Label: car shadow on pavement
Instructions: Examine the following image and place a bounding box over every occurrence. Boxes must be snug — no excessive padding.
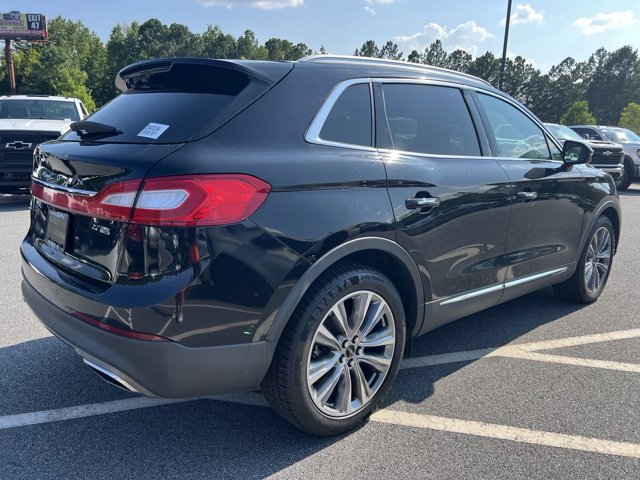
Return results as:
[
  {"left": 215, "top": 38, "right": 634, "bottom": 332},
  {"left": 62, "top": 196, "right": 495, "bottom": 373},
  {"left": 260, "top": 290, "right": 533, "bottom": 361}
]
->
[
  {"left": 0, "top": 194, "right": 30, "bottom": 212},
  {"left": 384, "top": 286, "right": 588, "bottom": 406},
  {"left": 0, "top": 286, "right": 588, "bottom": 479}
]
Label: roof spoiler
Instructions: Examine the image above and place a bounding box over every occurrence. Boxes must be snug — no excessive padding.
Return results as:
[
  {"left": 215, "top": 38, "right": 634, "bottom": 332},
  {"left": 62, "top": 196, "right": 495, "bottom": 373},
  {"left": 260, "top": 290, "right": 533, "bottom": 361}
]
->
[{"left": 115, "top": 58, "right": 291, "bottom": 92}]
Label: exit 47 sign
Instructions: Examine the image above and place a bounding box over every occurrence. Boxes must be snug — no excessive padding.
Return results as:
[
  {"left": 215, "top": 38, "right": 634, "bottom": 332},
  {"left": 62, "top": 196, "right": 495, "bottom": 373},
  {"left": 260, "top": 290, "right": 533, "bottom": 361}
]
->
[{"left": 0, "top": 12, "right": 47, "bottom": 40}]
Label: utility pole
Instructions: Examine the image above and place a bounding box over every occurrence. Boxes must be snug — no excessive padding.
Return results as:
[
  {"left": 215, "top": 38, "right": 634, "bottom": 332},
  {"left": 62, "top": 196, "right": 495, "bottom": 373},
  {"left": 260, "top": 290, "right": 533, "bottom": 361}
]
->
[
  {"left": 4, "top": 39, "right": 16, "bottom": 94},
  {"left": 498, "top": 0, "right": 513, "bottom": 91}
]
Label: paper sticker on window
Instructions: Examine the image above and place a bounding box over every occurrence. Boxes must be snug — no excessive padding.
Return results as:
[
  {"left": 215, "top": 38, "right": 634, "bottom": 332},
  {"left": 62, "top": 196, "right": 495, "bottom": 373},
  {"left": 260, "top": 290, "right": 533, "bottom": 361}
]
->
[{"left": 137, "top": 123, "right": 170, "bottom": 139}]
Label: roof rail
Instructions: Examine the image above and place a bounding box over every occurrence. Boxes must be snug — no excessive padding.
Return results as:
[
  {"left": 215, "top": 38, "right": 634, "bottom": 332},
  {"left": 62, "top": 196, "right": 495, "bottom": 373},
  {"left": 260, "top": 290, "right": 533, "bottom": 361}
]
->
[{"left": 298, "top": 55, "right": 492, "bottom": 87}]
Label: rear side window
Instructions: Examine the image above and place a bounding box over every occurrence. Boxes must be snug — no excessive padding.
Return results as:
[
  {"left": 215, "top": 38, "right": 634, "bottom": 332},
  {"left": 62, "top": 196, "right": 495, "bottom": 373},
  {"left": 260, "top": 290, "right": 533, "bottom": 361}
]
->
[
  {"left": 319, "top": 84, "right": 372, "bottom": 147},
  {"left": 477, "top": 93, "right": 550, "bottom": 160},
  {"left": 63, "top": 64, "right": 254, "bottom": 144},
  {"left": 381, "top": 84, "right": 481, "bottom": 156}
]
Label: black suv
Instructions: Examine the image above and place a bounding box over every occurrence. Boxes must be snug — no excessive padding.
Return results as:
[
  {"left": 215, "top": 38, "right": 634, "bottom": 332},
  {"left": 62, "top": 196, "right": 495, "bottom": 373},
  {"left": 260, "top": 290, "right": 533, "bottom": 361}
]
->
[{"left": 22, "top": 56, "right": 620, "bottom": 435}]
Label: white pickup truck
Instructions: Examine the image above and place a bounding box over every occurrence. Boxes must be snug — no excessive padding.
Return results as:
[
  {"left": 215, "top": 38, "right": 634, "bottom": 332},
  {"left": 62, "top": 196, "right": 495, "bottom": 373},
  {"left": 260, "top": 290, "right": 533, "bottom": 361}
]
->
[{"left": 0, "top": 95, "right": 87, "bottom": 194}]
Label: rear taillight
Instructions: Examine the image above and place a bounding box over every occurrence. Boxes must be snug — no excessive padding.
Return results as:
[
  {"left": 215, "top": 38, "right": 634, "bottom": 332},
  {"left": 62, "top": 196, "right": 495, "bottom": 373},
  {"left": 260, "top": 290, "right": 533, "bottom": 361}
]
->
[
  {"left": 31, "top": 179, "right": 142, "bottom": 222},
  {"left": 32, "top": 174, "right": 271, "bottom": 226},
  {"left": 131, "top": 175, "right": 271, "bottom": 226}
]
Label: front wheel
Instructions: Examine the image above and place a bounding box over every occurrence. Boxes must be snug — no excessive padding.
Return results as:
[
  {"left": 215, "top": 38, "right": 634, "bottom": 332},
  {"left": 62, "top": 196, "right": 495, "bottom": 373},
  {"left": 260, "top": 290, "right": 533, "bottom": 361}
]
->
[
  {"left": 554, "top": 215, "right": 614, "bottom": 303},
  {"left": 261, "top": 264, "right": 405, "bottom": 435},
  {"left": 616, "top": 157, "right": 635, "bottom": 191}
]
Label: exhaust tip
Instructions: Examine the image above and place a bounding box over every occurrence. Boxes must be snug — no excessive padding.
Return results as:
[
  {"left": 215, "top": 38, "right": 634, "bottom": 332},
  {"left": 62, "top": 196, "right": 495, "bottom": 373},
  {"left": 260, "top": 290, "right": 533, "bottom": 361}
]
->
[{"left": 83, "top": 359, "right": 139, "bottom": 393}]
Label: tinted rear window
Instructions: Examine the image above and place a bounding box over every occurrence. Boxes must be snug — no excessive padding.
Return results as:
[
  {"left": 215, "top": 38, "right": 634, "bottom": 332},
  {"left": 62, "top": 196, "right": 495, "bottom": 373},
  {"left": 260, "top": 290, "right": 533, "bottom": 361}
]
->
[
  {"left": 319, "top": 84, "right": 372, "bottom": 147},
  {"left": 63, "top": 64, "right": 252, "bottom": 144}
]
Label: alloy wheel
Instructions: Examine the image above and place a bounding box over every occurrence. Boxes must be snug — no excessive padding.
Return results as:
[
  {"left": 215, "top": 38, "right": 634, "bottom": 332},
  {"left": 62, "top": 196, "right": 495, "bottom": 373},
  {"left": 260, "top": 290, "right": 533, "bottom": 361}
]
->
[
  {"left": 584, "top": 226, "right": 612, "bottom": 295},
  {"left": 306, "top": 290, "right": 396, "bottom": 418}
]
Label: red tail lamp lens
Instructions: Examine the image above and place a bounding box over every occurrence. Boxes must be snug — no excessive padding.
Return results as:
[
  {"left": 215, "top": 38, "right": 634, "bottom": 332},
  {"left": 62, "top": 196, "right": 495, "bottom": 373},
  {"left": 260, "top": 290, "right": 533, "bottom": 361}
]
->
[
  {"left": 131, "top": 175, "right": 271, "bottom": 226},
  {"left": 31, "top": 174, "right": 271, "bottom": 226}
]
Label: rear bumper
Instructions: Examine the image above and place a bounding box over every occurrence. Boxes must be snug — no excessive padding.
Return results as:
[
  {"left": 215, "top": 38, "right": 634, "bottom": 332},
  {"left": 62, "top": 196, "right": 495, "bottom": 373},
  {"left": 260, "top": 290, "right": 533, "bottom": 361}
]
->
[{"left": 22, "top": 276, "right": 273, "bottom": 398}]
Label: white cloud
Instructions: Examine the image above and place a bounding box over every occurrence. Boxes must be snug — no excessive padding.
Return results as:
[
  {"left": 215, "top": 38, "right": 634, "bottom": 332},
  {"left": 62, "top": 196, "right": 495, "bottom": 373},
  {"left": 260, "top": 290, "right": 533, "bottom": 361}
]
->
[
  {"left": 573, "top": 10, "right": 639, "bottom": 35},
  {"left": 501, "top": 4, "right": 544, "bottom": 26},
  {"left": 362, "top": 0, "right": 396, "bottom": 15},
  {"left": 198, "top": 0, "right": 303, "bottom": 9},
  {"left": 393, "top": 20, "right": 493, "bottom": 55}
]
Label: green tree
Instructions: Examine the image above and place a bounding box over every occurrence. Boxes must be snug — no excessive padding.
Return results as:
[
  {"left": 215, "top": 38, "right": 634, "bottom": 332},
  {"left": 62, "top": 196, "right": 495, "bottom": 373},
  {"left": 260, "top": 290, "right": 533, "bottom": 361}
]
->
[
  {"left": 423, "top": 40, "right": 447, "bottom": 67},
  {"left": 561, "top": 100, "right": 596, "bottom": 125},
  {"left": 587, "top": 46, "right": 640, "bottom": 125},
  {"left": 10, "top": 17, "right": 104, "bottom": 109},
  {"left": 445, "top": 49, "right": 473, "bottom": 73},
  {"left": 354, "top": 40, "right": 380, "bottom": 58},
  {"left": 467, "top": 51, "right": 500, "bottom": 85},
  {"left": 619, "top": 102, "right": 640, "bottom": 133},
  {"left": 407, "top": 49, "right": 421, "bottom": 63},
  {"left": 380, "top": 41, "right": 402, "bottom": 60}
]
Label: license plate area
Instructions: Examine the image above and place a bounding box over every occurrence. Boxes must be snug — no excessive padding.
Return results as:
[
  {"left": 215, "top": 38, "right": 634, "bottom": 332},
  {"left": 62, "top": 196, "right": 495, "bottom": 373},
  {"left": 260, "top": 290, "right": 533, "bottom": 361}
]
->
[{"left": 45, "top": 208, "right": 70, "bottom": 251}]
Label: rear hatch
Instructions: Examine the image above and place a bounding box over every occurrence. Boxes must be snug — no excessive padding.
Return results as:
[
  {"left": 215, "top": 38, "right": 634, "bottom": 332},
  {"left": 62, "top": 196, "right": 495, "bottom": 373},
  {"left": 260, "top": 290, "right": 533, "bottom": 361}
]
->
[{"left": 28, "top": 58, "right": 292, "bottom": 287}]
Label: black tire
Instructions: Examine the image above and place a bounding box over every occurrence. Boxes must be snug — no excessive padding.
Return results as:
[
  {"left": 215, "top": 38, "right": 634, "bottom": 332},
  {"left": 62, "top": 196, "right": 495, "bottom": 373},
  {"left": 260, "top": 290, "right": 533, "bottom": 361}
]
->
[
  {"left": 261, "top": 263, "right": 405, "bottom": 436},
  {"left": 616, "top": 157, "right": 634, "bottom": 191},
  {"left": 554, "top": 215, "right": 615, "bottom": 303}
]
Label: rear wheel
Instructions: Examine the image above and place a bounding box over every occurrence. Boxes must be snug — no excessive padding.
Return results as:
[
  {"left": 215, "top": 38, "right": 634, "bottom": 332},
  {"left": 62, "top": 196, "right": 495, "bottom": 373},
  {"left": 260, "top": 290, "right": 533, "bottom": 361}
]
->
[
  {"left": 554, "top": 215, "right": 614, "bottom": 303},
  {"left": 262, "top": 264, "right": 405, "bottom": 435}
]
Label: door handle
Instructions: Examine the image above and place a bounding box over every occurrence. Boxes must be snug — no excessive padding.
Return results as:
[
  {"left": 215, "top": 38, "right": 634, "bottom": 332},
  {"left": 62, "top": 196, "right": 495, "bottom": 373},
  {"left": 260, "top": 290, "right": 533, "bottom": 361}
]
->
[
  {"left": 517, "top": 191, "right": 537, "bottom": 201},
  {"left": 405, "top": 197, "right": 441, "bottom": 209}
]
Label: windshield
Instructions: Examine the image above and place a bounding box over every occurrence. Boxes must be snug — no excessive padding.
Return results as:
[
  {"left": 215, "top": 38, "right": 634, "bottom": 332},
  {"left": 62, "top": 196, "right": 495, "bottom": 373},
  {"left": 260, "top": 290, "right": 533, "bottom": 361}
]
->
[
  {"left": 601, "top": 127, "right": 640, "bottom": 143},
  {"left": 0, "top": 99, "right": 80, "bottom": 121},
  {"left": 545, "top": 124, "right": 582, "bottom": 141}
]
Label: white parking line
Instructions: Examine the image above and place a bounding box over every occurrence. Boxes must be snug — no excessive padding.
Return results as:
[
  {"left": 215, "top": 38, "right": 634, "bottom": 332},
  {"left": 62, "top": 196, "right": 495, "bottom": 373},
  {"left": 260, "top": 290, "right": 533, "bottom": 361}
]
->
[
  {"left": 0, "top": 393, "right": 268, "bottom": 430},
  {"left": 402, "top": 328, "right": 640, "bottom": 373},
  {"left": 3, "top": 392, "right": 640, "bottom": 459},
  {"left": 371, "top": 410, "right": 640, "bottom": 459},
  {"left": 3, "top": 328, "right": 640, "bottom": 459}
]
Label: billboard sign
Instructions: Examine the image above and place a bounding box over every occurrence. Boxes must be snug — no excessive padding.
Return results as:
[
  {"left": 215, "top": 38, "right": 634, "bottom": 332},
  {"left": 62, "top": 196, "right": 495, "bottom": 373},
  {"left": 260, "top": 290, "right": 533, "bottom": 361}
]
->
[{"left": 0, "top": 12, "right": 47, "bottom": 40}]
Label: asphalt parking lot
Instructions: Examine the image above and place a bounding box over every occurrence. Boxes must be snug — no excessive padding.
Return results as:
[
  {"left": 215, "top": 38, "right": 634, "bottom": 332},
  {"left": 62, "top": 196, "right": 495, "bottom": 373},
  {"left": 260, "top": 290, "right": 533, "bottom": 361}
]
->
[{"left": 2, "top": 185, "right": 640, "bottom": 479}]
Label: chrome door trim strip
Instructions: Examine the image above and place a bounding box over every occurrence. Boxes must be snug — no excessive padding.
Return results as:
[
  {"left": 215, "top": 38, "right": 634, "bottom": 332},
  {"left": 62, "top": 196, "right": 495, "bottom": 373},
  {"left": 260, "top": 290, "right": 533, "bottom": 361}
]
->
[
  {"left": 438, "top": 266, "right": 569, "bottom": 306},
  {"left": 440, "top": 284, "right": 503, "bottom": 306},
  {"left": 504, "top": 267, "right": 568, "bottom": 289}
]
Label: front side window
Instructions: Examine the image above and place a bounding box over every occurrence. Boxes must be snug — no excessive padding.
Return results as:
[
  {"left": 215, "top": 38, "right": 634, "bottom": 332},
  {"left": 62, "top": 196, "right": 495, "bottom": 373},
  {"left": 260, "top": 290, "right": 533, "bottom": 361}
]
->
[
  {"left": 381, "top": 84, "right": 481, "bottom": 157},
  {"left": 477, "top": 93, "right": 550, "bottom": 160},
  {"left": 318, "top": 83, "right": 372, "bottom": 147}
]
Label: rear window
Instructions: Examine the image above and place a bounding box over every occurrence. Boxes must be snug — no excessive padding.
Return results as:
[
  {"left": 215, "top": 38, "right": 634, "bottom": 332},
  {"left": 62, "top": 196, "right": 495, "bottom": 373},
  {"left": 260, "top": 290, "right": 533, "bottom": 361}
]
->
[{"left": 63, "top": 64, "right": 253, "bottom": 144}]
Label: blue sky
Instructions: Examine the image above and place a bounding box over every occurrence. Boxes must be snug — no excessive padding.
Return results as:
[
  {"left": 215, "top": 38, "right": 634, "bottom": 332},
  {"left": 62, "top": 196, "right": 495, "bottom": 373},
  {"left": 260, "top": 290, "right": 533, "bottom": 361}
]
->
[{"left": 5, "top": 1, "right": 640, "bottom": 71}]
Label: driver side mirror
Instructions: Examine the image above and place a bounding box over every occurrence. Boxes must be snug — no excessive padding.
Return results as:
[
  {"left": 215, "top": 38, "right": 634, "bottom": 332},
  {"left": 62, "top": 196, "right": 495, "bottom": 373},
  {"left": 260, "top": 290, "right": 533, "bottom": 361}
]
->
[{"left": 562, "top": 140, "right": 593, "bottom": 165}]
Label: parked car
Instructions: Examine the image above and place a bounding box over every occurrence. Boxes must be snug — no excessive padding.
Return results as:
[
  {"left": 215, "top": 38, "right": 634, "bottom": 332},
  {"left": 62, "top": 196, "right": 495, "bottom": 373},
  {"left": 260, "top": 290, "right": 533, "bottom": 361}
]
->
[
  {"left": 544, "top": 123, "right": 624, "bottom": 186},
  {"left": 570, "top": 125, "right": 640, "bottom": 190},
  {"left": 0, "top": 95, "right": 87, "bottom": 194},
  {"left": 22, "top": 56, "right": 620, "bottom": 435}
]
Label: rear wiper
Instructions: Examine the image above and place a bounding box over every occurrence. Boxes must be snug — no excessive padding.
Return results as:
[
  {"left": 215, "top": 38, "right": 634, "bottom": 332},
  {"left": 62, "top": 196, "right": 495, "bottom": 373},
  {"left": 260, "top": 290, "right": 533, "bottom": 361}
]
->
[{"left": 70, "top": 120, "right": 123, "bottom": 138}]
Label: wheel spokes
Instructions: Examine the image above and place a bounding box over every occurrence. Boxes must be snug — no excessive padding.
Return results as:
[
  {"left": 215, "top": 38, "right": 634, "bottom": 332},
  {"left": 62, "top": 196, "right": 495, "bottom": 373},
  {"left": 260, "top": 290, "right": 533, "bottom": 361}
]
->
[
  {"left": 358, "top": 353, "right": 391, "bottom": 372},
  {"left": 352, "top": 362, "right": 372, "bottom": 405},
  {"left": 307, "top": 289, "right": 396, "bottom": 418},
  {"left": 308, "top": 352, "right": 341, "bottom": 385},
  {"left": 359, "top": 327, "right": 395, "bottom": 348}
]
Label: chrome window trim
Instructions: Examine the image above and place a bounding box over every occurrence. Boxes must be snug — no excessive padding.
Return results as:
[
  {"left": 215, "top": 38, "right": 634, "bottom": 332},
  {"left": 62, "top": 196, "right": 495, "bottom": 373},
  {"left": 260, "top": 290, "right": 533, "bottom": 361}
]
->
[
  {"left": 31, "top": 176, "right": 98, "bottom": 197},
  {"left": 438, "top": 266, "right": 569, "bottom": 306},
  {"left": 304, "top": 78, "right": 376, "bottom": 152}
]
